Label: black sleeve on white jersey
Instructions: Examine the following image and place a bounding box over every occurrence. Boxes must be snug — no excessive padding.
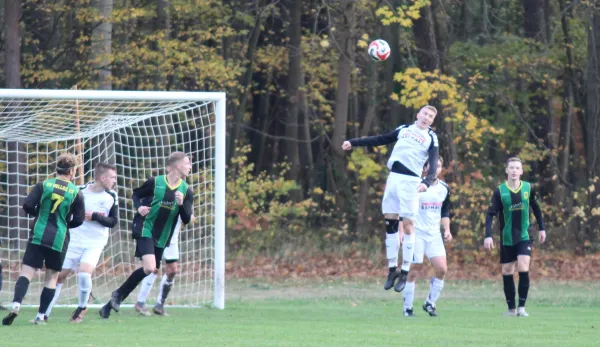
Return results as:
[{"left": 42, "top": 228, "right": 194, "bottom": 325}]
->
[
  {"left": 348, "top": 129, "right": 400, "bottom": 147},
  {"left": 529, "top": 186, "right": 545, "bottom": 231},
  {"left": 485, "top": 188, "right": 502, "bottom": 238},
  {"left": 178, "top": 187, "right": 194, "bottom": 225},
  {"left": 421, "top": 131, "right": 439, "bottom": 187},
  {"left": 441, "top": 186, "right": 451, "bottom": 218},
  {"left": 68, "top": 191, "right": 86, "bottom": 229},
  {"left": 132, "top": 177, "right": 156, "bottom": 209},
  {"left": 92, "top": 192, "right": 119, "bottom": 228},
  {"left": 23, "top": 182, "right": 44, "bottom": 216}
]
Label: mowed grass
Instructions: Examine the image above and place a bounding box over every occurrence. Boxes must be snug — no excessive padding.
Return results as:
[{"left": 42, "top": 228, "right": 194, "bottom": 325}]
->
[{"left": 1, "top": 280, "right": 598, "bottom": 346}]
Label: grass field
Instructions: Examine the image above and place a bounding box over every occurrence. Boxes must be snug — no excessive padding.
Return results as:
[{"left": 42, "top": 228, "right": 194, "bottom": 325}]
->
[{"left": 1, "top": 279, "right": 598, "bottom": 346}]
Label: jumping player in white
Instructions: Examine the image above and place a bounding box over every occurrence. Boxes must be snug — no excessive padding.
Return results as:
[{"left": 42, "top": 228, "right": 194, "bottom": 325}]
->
[
  {"left": 342, "top": 105, "right": 439, "bottom": 293},
  {"left": 402, "top": 157, "right": 451, "bottom": 317}
]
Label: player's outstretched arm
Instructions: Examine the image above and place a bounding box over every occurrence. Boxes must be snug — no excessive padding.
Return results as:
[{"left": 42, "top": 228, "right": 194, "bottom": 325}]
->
[
  {"left": 22, "top": 182, "right": 43, "bottom": 216},
  {"left": 92, "top": 194, "right": 119, "bottom": 228},
  {"left": 342, "top": 129, "right": 401, "bottom": 151},
  {"left": 529, "top": 186, "right": 546, "bottom": 243},
  {"left": 68, "top": 191, "right": 86, "bottom": 229},
  {"left": 179, "top": 187, "right": 194, "bottom": 225}
]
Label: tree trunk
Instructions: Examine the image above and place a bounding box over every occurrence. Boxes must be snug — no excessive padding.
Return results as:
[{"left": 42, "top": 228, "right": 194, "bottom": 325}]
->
[
  {"left": 284, "top": 0, "right": 303, "bottom": 200},
  {"left": 586, "top": 12, "right": 600, "bottom": 179},
  {"left": 92, "top": 0, "right": 113, "bottom": 90},
  {"left": 4, "top": 0, "right": 22, "bottom": 88},
  {"left": 153, "top": 0, "right": 170, "bottom": 90},
  {"left": 330, "top": 0, "right": 355, "bottom": 212},
  {"left": 227, "top": 5, "right": 264, "bottom": 166}
]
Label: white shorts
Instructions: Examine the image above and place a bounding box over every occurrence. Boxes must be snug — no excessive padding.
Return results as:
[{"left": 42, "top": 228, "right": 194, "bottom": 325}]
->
[
  {"left": 62, "top": 246, "right": 104, "bottom": 269},
  {"left": 382, "top": 173, "right": 421, "bottom": 219},
  {"left": 162, "top": 241, "right": 179, "bottom": 262},
  {"left": 412, "top": 231, "right": 446, "bottom": 264}
]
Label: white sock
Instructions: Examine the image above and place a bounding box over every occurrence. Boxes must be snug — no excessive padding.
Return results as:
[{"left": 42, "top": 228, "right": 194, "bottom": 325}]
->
[
  {"left": 77, "top": 272, "right": 92, "bottom": 308},
  {"left": 45, "top": 283, "right": 63, "bottom": 316},
  {"left": 385, "top": 232, "right": 400, "bottom": 268},
  {"left": 156, "top": 274, "right": 174, "bottom": 305},
  {"left": 12, "top": 302, "right": 20, "bottom": 313},
  {"left": 36, "top": 312, "right": 45, "bottom": 320},
  {"left": 427, "top": 277, "right": 444, "bottom": 305},
  {"left": 403, "top": 282, "right": 416, "bottom": 310},
  {"left": 401, "top": 233, "right": 415, "bottom": 272},
  {"left": 137, "top": 272, "right": 157, "bottom": 304}
]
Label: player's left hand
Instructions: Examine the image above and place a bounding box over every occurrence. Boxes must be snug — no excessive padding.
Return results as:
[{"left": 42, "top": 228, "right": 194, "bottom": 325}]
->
[
  {"left": 538, "top": 230, "right": 546, "bottom": 243},
  {"left": 417, "top": 183, "right": 428, "bottom": 192},
  {"left": 443, "top": 230, "right": 452, "bottom": 242},
  {"left": 85, "top": 211, "right": 94, "bottom": 221},
  {"left": 175, "top": 191, "right": 184, "bottom": 206}
]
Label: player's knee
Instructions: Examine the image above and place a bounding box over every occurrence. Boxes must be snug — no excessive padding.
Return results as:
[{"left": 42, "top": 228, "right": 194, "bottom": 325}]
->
[
  {"left": 57, "top": 272, "right": 68, "bottom": 284},
  {"left": 435, "top": 265, "right": 447, "bottom": 279},
  {"left": 143, "top": 265, "right": 156, "bottom": 275}
]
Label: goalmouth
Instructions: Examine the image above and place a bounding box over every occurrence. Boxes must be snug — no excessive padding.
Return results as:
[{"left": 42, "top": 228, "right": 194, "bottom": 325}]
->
[{"left": 0, "top": 89, "right": 226, "bottom": 309}]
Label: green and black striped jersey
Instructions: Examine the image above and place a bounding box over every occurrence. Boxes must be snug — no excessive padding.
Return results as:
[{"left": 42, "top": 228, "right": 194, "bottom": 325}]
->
[
  {"left": 23, "top": 177, "right": 86, "bottom": 252},
  {"left": 132, "top": 175, "right": 193, "bottom": 248},
  {"left": 485, "top": 181, "right": 545, "bottom": 246}
]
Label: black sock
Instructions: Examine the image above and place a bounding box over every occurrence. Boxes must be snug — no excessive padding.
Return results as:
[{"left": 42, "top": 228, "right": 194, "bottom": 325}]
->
[
  {"left": 12, "top": 276, "right": 30, "bottom": 304},
  {"left": 518, "top": 272, "right": 530, "bottom": 308},
  {"left": 0, "top": 262, "right": 3, "bottom": 292},
  {"left": 502, "top": 274, "right": 516, "bottom": 310},
  {"left": 38, "top": 287, "right": 55, "bottom": 314},
  {"left": 117, "top": 268, "right": 148, "bottom": 300},
  {"left": 389, "top": 266, "right": 397, "bottom": 273}
]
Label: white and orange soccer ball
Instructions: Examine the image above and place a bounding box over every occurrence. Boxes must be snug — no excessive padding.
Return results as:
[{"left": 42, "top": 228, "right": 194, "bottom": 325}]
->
[{"left": 368, "top": 39, "right": 391, "bottom": 62}]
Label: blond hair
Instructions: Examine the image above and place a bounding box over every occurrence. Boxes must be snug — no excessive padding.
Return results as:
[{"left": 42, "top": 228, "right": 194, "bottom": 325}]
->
[
  {"left": 166, "top": 151, "right": 189, "bottom": 167},
  {"left": 422, "top": 105, "right": 438, "bottom": 115}
]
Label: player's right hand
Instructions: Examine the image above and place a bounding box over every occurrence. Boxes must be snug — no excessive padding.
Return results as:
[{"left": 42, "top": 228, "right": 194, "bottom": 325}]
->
[
  {"left": 483, "top": 237, "right": 494, "bottom": 250},
  {"left": 341, "top": 141, "right": 352, "bottom": 151},
  {"left": 138, "top": 206, "right": 150, "bottom": 216}
]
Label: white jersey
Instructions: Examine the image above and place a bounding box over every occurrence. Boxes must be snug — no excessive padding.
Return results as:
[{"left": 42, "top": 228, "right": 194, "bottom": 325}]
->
[
  {"left": 69, "top": 182, "right": 118, "bottom": 248},
  {"left": 414, "top": 180, "right": 450, "bottom": 235},
  {"left": 386, "top": 122, "right": 438, "bottom": 177}
]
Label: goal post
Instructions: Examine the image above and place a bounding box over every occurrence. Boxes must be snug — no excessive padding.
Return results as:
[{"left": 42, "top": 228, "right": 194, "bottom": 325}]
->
[{"left": 0, "top": 89, "right": 226, "bottom": 309}]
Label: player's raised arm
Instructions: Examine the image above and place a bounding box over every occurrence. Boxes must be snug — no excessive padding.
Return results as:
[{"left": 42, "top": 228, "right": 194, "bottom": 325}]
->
[
  {"left": 92, "top": 191, "right": 119, "bottom": 228},
  {"left": 22, "top": 182, "right": 44, "bottom": 216},
  {"left": 342, "top": 128, "right": 401, "bottom": 151}
]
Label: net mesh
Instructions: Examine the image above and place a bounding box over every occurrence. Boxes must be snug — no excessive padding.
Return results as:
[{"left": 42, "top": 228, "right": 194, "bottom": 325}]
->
[{"left": 0, "top": 97, "right": 217, "bottom": 306}]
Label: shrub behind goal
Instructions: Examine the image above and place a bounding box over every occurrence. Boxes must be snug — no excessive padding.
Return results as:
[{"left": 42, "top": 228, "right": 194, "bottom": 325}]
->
[{"left": 0, "top": 89, "right": 225, "bottom": 308}]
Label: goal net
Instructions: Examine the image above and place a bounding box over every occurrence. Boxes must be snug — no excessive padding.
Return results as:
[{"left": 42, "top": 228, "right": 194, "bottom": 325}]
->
[{"left": 0, "top": 89, "right": 225, "bottom": 309}]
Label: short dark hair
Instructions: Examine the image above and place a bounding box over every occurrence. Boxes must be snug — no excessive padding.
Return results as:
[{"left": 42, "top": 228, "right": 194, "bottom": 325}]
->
[
  {"left": 56, "top": 153, "right": 78, "bottom": 175},
  {"left": 94, "top": 162, "right": 116, "bottom": 178},
  {"left": 166, "top": 151, "right": 189, "bottom": 167},
  {"left": 507, "top": 157, "right": 522, "bottom": 166},
  {"left": 424, "top": 156, "right": 444, "bottom": 169}
]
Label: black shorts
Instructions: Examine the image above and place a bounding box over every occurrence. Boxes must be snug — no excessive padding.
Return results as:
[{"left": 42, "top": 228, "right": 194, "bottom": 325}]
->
[
  {"left": 500, "top": 240, "right": 532, "bottom": 264},
  {"left": 22, "top": 243, "right": 65, "bottom": 272},
  {"left": 134, "top": 237, "right": 165, "bottom": 269}
]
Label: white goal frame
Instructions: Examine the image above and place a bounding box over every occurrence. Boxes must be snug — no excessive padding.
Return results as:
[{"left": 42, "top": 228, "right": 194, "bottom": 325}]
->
[{"left": 0, "top": 89, "right": 226, "bottom": 309}]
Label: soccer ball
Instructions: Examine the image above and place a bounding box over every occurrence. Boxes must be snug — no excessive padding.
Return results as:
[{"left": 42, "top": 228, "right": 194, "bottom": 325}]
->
[{"left": 368, "top": 39, "right": 391, "bottom": 62}]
